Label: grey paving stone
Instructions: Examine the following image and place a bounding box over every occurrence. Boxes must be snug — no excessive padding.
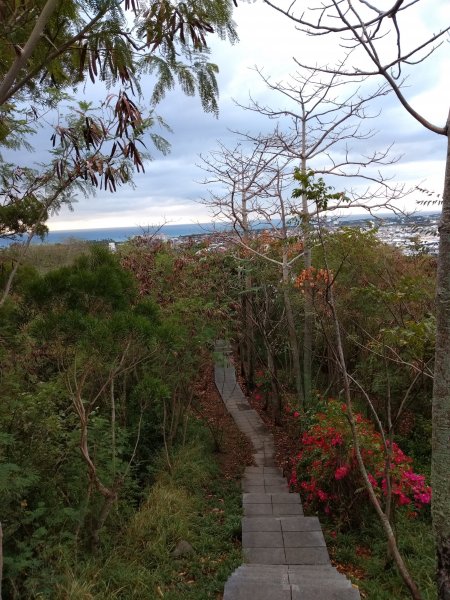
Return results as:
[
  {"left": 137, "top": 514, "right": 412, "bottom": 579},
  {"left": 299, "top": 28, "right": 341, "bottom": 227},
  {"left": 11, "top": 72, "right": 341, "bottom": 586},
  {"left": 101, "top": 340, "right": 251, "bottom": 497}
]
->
[
  {"left": 224, "top": 581, "right": 291, "bottom": 600},
  {"left": 272, "top": 504, "right": 303, "bottom": 516},
  {"left": 237, "top": 403, "right": 252, "bottom": 411},
  {"left": 288, "top": 577, "right": 351, "bottom": 588},
  {"left": 242, "top": 517, "right": 282, "bottom": 532},
  {"left": 260, "top": 458, "right": 277, "bottom": 467},
  {"left": 245, "top": 466, "right": 279, "bottom": 474},
  {"left": 247, "top": 481, "right": 283, "bottom": 489},
  {"left": 244, "top": 503, "right": 274, "bottom": 516},
  {"left": 262, "top": 476, "right": 288, "bottom": 485},
  {"left": 285, "top": 547, "right": 330, "bottom": 564},
  {"left": 286, "top": 565, "right": 348, "bottom": 581},
  {"left": 283, "top": 530, "right": 326, "bottom": 547},
  {"left": 243, "top": 493, "right": 272, "bottom": 504},
  {"left": 229, "top": 573, "right": 289, "bottom": 584},
  {"left": 244, "top": 547, "right": 287, "bottom": 564},
  {"left": 280, "top": 517, "right": 321, "bottom": 532},
  {"left": 265, "top": 484, "right": 290, "bottom": 493},
  {"left": 243, "top": 531, "right": 284, "bottom": 548},
  {"left": 270, "top": 493, "right": 301, "bottom": 504},
  {"left": 291, "top": 587, "right": 360, "bottom": 599},
  {"left": 242, "top": 476, "right": 267, "bottom": 483},
  {"left": 215, "top": 343, "right": 360, "bottom": 600},
  {"left": 233, "top": 565, "right": 289, "bottom": 577},
  {"left": 242, "top": 484, "right": 266, "bottom": 493}
]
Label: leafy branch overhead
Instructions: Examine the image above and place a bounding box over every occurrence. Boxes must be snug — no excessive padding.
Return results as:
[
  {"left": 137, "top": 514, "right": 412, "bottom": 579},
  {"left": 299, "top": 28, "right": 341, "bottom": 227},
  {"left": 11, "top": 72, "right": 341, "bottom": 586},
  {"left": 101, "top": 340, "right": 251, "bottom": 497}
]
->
[
  {"left": 0, "top": 0, "right": 237, "bottom": 111},
  {"left": 0, "top": 0, "right": 237, "bottom": 305}
]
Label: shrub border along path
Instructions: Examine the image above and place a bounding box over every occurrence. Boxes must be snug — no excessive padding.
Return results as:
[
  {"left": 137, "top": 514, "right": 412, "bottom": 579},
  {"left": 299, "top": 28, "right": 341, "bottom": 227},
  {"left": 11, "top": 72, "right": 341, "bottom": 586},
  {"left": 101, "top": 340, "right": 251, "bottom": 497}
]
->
[{"left": 214, "top": 340, "right": 361, "bottom": 600}]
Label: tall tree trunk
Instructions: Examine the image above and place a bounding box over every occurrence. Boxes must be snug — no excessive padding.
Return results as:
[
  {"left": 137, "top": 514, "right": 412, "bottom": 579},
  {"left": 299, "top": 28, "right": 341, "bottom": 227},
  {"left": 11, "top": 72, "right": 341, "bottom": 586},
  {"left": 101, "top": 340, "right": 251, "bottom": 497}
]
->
[
  {"left": 282, "top": 256, "right": 304, "bottom": 407},
  {"left": 266, "top": 339, "right": 282, "bottom": 423},
  {"left": 302, "top": 220, "right": 313, "bottom": 406},
  {"left": 244, "top": 271, "right": 255, "bottom": 388},
  {"left": 241, "top": 189, "right": 255, "bottom": 388},
  {"left": 432, "top": 111, "right": 450, "bottom": 600},
  {"left": 0, "top": 521, "right": 3, "bottom": 600},
  {"left": 300, "top": 131, "right": 314, "bottom": 407}
]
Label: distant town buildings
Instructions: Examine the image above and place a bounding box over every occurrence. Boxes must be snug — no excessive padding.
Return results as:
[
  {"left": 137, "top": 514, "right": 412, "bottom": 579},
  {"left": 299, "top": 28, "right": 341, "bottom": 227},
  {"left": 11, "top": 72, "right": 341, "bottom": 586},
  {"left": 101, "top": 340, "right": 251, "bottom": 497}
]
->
[{"left": 332, "top": 212, "right": 440, "bottom": 256}]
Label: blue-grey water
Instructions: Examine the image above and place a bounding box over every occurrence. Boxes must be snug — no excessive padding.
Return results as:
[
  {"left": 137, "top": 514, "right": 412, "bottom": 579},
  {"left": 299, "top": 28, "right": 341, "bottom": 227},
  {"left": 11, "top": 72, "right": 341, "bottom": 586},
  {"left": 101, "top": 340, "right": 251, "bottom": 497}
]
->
[{"left": 0, "top": 223, "right": 226, "bottom": 247}]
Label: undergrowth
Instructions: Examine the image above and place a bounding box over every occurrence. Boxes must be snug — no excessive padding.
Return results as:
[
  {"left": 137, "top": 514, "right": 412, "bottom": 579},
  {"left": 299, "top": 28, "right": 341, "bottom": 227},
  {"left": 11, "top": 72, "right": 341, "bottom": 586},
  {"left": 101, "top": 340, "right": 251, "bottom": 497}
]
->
[
  {"left": 323, "top": 511, "right": 436, "bottom": 599},
  {"left": 51, "top": 422, "right": 243, "bottom": 599}
]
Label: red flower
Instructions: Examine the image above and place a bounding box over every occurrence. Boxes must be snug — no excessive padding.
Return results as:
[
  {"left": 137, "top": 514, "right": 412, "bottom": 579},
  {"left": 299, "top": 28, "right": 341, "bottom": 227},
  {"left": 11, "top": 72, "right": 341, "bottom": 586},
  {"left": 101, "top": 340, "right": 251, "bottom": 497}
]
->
[{"left": 334, "top": 465, "right": 350, "bottom": 480}]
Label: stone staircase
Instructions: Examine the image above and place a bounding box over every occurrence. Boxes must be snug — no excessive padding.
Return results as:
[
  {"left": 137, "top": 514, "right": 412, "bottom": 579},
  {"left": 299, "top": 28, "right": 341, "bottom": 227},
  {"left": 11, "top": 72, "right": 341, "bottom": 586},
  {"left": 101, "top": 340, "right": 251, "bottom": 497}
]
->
[{"left": 214, "top": 341, "right": 360, "bottom": 600}]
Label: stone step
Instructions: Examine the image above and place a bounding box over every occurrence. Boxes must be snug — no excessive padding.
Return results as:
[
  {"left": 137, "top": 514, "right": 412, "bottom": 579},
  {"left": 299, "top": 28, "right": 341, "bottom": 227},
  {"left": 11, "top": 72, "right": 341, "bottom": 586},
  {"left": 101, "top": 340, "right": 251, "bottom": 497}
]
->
[
  {"left": 245, "top": 466, "right": 283, "bottom": 475},
  {"left": 243, "top": 492, "right": 301, "bottom": 504},
  {"left": 231, "top": 564, "right": 351, "bottom": 585},
  {"left": 244, "top": 546, "right": 330, "bottom": 564},
  {"left": 244, "top": 502, "right": 304, "bottom": 516},
  {"left": 228, "top": 577, "right": 352, "bottom": 591},
  {"left": 243, "top": 529, "right": 326, "bottom": 548},
  {"left": 242, "top": 516, "right": 321, "bottom": 532},
  {"left": 215, "top": 341, "right": 360, "bottom": 600},
  {"left": 243, "top": 473, "right": 286, "bottom": 481},
  {"left": 242, "top": 483, "right": 290, "bottom": 493},
  {"left": 224, "top": 566, "right": 360, "bottom": 600},
  {"left": 223, "top": 580, "right": 291, "bottom": 600},
  {"left": 224, "top": 580, "right": 361, "bottom": 600}
]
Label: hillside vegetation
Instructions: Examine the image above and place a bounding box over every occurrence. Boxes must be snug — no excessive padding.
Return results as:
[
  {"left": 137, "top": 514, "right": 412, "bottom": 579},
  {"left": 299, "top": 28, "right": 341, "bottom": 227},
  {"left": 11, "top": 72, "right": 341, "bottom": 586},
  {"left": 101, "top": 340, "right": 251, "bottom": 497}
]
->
[{"left": 0, "top": 230, "right": 436, "bottom": 598}]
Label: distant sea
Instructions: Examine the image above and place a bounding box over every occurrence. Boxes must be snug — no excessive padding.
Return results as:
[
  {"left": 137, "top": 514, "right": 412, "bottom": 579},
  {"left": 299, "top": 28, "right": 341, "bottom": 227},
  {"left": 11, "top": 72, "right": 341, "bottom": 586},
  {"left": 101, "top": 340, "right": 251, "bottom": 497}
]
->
[
  {"left": 1, "top": 211, "right": 440, "bottom": 248},
  {"left": 0, "top": 223, "right": 225, "bottom": 247}
]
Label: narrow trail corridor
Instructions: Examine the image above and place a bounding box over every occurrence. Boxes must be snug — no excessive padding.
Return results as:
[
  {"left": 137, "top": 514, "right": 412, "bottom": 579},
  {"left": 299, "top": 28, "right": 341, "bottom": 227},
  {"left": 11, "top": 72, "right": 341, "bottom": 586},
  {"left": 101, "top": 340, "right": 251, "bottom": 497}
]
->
[{"left": 214, "top": 340, "right": 361, "bottom": 600}]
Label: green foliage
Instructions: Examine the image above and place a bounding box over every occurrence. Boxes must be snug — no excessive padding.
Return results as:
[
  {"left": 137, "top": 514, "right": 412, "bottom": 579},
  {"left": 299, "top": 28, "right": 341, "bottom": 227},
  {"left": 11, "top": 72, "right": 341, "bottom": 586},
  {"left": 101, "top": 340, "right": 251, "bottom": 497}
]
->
[
  {"left": 324, "top": 512, "right": 437, "bottom": 599},
  {"left": 0, "top": 0, "right": 237, "bottom": 121},
  {"left": 292, "top": 168, "right": 346, "bottom": 211},
  {"left": 0, "top": 238, "right": 239, "bottom": 597}
]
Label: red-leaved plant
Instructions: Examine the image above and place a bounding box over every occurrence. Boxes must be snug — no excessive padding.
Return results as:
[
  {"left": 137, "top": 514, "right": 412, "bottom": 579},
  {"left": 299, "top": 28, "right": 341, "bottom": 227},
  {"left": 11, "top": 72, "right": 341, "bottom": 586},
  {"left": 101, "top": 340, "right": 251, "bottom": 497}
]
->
[{"left": 288, "top": 400, "right": 431, "bottom": 522}]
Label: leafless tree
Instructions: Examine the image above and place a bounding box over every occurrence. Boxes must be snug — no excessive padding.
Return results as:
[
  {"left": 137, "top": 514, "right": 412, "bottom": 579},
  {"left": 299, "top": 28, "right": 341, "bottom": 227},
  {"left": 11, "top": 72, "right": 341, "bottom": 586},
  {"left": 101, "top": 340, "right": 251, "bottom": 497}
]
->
[
  {"left": 259, "top": 1, "right": 450, "bottom": 596},
  {"left": 198, "top": 138, "right": 286, "bottom": 387},
  {"left": 236, "top": 65, "right": 408, "bottom": 405},
  {"left": 199, "top": 140, "right": 312, "bottom": 403}
]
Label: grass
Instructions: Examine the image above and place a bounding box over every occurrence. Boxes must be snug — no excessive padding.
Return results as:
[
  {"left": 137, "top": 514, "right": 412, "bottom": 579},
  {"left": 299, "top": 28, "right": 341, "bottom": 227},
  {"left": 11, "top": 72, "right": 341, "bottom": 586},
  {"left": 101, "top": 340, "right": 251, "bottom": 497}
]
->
[
  {"left": 1, "top": 240, "right": 98, "bottom": 274},
  {"left": 53, "top": 423, "right": 243, "bottom": 599},
  {"left": 323, "top": 511, "right": 437, "bottom": 599}
]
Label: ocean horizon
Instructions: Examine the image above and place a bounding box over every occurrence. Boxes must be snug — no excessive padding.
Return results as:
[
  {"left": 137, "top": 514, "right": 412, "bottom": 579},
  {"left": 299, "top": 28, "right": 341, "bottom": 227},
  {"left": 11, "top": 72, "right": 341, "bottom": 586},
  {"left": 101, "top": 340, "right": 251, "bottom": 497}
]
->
[
  {"left": 0, "top": 223, "right": 226, "bottom": 247},
  {"left": 1, "top": 211, "right": 439, "bottom": 248}
]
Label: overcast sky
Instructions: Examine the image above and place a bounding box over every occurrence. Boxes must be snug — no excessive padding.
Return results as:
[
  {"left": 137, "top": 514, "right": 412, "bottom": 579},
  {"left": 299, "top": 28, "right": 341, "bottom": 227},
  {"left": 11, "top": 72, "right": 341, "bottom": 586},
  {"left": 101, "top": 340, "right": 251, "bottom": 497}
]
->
[{"left": 40, "top": 1, "right": 450, "bottom": 230}]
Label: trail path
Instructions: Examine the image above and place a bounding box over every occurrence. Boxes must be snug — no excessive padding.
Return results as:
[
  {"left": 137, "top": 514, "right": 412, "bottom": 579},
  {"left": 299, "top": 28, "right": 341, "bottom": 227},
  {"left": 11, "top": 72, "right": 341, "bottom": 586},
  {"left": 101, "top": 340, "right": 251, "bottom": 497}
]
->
[{"left": 214, "top": 340, "right": 360, "bottom": 600}]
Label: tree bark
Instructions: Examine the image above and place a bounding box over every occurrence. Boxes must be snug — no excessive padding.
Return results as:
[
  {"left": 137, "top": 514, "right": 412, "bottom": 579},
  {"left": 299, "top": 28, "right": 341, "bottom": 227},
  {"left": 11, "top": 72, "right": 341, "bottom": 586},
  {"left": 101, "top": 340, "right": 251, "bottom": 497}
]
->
[
  {"left": 432, "top": 110, "right": 450, "bottom": 600},
  {"left": 241, "top": 189, "right": 255, "bottom": 387},
  {"left": 0, "top": 521, "right": 3, "bottom": 600},
  {"left": 282, "top": 256, "right": 304, "bottom": 407},
  {"left": 0, "top": 0, "right": 60, "bottom": 105}
]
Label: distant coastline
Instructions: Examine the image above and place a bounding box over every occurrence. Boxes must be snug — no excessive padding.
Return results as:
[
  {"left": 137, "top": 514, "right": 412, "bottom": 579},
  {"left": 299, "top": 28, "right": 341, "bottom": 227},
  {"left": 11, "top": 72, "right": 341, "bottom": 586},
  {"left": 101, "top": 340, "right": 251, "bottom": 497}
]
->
[
  {"left": 0, "top": 211, "right": 441, "bottom": 248},
  {"left": 0, "top": 223, "right": 224, "bottom": 247}
]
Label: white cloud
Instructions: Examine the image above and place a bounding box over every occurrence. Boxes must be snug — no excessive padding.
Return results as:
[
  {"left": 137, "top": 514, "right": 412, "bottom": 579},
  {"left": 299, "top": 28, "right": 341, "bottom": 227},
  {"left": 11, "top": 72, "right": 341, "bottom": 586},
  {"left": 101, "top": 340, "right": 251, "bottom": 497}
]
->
[{"left": 39, "top": 0, "right": 450, "bottom": 230}]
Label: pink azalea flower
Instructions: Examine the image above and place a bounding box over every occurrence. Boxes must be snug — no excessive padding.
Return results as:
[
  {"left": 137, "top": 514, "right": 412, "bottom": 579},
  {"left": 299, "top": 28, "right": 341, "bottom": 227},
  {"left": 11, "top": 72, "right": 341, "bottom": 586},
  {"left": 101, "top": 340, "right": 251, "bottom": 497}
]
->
[{"left": 334, "top": 465, "right": 350, "bottom": 480}]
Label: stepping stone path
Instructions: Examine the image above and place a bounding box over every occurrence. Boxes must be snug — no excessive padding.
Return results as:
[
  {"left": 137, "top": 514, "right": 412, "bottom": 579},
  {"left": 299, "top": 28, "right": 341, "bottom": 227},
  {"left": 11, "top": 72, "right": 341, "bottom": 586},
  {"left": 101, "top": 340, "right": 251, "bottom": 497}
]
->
[{"left": 214, "top": 340, "right": 360, "bottom": 600}]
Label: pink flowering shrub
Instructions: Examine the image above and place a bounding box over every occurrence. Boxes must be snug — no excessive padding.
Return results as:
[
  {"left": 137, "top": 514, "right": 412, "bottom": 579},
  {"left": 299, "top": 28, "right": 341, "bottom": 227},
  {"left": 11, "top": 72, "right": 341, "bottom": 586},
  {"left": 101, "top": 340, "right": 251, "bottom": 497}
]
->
[{"left": 288, "top": 400, "right": 431, "bottom": 521}]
